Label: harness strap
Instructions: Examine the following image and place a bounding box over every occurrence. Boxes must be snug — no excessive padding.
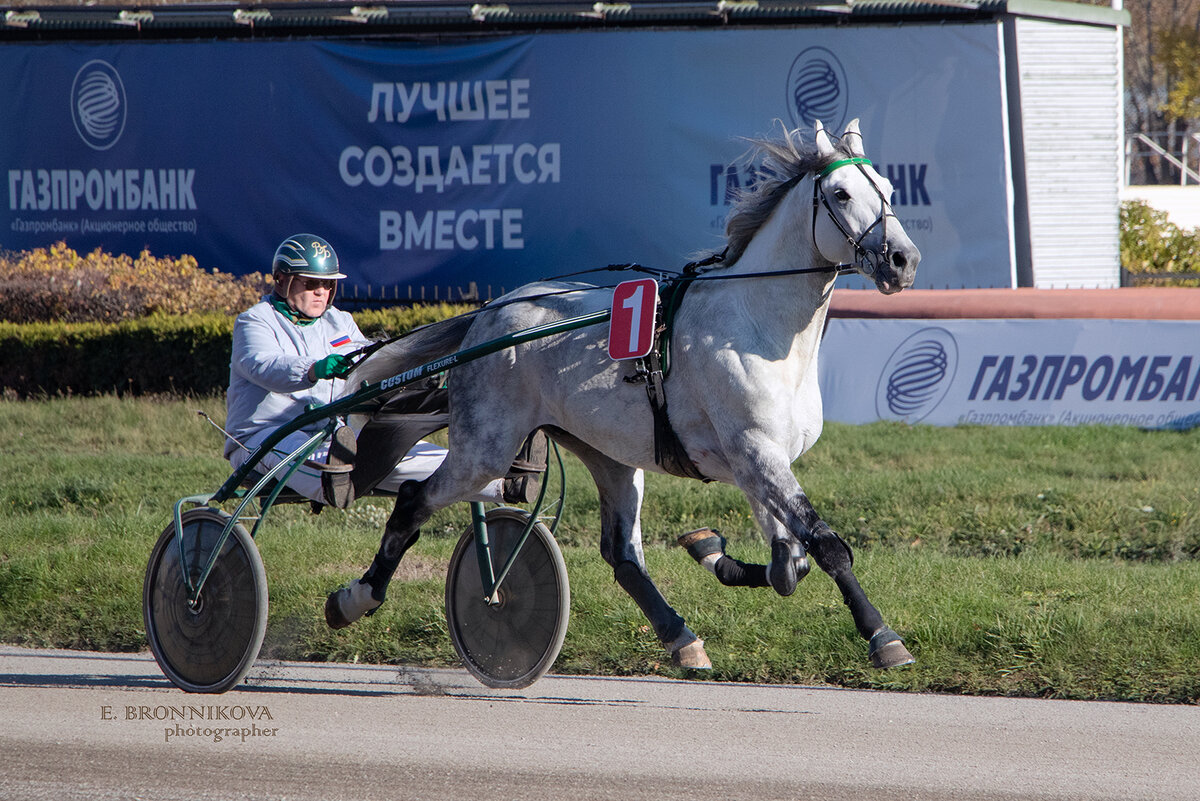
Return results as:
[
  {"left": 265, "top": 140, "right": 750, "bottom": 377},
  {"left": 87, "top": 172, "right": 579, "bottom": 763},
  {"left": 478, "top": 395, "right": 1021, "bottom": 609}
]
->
[
  {"left": 629, "top": 273, "right": 710, "bottom": 483},
  {"left": 641, "top": 344, "right": 710, "bottom": 483},
  {"left": 656, "top": 270, "right": 698, "bottom": 378}
]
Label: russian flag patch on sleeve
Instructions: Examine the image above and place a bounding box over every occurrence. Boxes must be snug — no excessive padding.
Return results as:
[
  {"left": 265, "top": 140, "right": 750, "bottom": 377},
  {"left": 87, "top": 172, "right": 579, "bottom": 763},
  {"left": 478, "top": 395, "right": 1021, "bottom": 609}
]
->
[{"left": 330, "top": 334, "right": 352, "bottom": 348}]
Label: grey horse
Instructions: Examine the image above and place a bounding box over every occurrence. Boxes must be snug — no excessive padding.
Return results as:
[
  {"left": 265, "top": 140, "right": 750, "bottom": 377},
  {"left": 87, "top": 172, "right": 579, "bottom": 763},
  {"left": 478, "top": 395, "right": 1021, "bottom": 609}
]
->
[{"left": 328, "top": 119, "right": 920, "bottom": 671}]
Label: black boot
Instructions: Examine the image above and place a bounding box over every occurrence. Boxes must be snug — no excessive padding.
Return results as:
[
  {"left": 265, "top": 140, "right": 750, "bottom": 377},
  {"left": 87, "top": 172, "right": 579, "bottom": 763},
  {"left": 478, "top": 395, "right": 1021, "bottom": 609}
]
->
[{"left": 321, "top": 425, "right": 357, "bottom": 509}]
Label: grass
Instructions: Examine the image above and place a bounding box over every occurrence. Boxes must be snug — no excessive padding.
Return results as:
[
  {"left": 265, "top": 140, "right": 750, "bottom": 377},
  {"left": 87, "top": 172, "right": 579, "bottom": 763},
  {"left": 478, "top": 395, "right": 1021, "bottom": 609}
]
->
[{"left": 0, "top": 395, "right": 1197, "bottom": 703}]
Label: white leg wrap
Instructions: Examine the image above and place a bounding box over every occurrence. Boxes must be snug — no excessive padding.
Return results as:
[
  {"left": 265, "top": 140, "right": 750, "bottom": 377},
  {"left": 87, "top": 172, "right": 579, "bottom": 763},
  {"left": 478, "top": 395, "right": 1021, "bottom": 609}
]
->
[{"left": 341, "top": 579, "right": 382, "bottom": 621}]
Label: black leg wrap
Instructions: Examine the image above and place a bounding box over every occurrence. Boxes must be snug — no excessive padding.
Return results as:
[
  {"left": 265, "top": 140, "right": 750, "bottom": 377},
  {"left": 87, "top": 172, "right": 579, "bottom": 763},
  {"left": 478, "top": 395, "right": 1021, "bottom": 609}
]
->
[
  {"left": 712, "top": 556, "right": 770, "bottom": 588},
  {"left": 869, "top": 625, "right": 902, "bottom": 651},
  {"left": 809, "top": 520, "right": 853, "bottom": 570},
  {"left": 767, "top": 539, "right": 806, "bottom": 597},
  {"left": 808, "top": 521, "right": 883, "bottom": 641},
  {"left": 613, "top": 560, "right": 685, "bottom": 646},
  {"left": 368, "top": 479, "right": 428, "bottom": 603},
  {"left": 366, "top": 529, "right": 421, "bottom": 603}
]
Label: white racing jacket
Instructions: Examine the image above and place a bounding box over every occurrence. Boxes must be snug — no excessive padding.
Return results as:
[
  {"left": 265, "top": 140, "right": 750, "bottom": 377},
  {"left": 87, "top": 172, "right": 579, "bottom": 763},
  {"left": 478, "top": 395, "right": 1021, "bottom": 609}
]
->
[{"left": 224, "top": 296, "right": 368, "bottom": 459}]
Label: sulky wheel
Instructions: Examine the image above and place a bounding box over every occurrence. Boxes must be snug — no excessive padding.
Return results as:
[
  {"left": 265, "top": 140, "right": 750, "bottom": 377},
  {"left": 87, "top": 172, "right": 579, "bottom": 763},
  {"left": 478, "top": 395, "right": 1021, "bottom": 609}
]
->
[
  {"left": 143, "top": 507, "right": 268, "bottom": 693},
  {"left": 445, "top": 507, "right": 570, "bottom": 689}
]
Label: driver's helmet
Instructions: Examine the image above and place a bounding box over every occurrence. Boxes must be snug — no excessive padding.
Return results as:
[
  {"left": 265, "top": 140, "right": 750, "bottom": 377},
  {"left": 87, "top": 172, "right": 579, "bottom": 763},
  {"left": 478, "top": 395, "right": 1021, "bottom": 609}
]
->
[{"left": 272, "top": 234, "right": 348, "bottom": 279}]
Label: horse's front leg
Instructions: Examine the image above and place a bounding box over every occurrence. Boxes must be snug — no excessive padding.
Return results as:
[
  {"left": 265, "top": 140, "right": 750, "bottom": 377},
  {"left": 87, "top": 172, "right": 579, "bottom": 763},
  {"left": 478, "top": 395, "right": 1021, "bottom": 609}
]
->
[
  {"left": 801, "top": 507, "right": 914, "bottom": 668},
  {"left": 734, "top": 445, "right": 915, "bottom": 669}
]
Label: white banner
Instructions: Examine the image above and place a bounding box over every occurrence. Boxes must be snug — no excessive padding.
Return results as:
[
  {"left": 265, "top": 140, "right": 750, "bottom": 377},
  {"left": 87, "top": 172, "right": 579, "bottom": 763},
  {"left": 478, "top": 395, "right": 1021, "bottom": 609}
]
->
[{"left": 819, "top": 319, "right": 1200, "bottom": 429}]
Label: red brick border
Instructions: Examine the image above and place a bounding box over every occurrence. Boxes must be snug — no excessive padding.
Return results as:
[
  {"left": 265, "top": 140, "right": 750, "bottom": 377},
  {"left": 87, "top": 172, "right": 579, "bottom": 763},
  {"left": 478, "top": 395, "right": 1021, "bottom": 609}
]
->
[{"left": 828, "top": 288, "right": 1200, "bottom": 320}]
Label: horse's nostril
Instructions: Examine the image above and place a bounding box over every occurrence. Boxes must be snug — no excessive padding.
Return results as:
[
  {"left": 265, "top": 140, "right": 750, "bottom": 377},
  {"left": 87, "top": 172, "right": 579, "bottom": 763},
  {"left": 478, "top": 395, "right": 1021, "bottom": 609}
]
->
[{"left": 892, "top": 251, "right": 908, "bottom": 269}]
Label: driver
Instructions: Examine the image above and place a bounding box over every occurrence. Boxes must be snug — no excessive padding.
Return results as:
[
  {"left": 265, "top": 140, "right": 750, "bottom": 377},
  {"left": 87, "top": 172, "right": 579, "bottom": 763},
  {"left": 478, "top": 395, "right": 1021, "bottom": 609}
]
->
[{"left": 225, "top": 233, "right": 499, "bottom": 507}]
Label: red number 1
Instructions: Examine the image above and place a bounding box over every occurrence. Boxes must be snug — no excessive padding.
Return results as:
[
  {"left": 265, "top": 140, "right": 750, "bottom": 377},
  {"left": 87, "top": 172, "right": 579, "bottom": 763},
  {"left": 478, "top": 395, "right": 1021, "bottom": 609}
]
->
[
  {"left": 622, "top": 283, "right": 645, "bottom": 355},
  {"left": 608, "top": 278, "right": 658, "bottom": 361}
]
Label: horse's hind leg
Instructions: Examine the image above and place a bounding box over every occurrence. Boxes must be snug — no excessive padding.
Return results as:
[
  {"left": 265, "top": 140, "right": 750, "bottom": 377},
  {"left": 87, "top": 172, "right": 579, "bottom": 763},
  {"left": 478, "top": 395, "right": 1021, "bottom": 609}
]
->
[
  {"left": 678, "top": 498, "right": 808, "bottom": 589},
  {"left": 324, "top": 478, "right": 436, "bottom": 628},
  {"left": 325, "top": 445, "right": 510, "bottom": 629},
  {"left": 556, "top": 433, "right": 711, "bottom": 670},
  {"left": 605, "top": 469, "right": 711, "bottom": 670}
]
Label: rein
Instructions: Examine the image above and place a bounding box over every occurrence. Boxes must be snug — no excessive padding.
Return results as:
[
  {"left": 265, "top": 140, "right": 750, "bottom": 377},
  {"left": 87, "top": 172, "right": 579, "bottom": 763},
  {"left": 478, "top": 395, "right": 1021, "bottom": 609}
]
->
[
  {"left": 348, "top": 158, "right": 886, "bottom": 364},
  {"left": 346, "top": 158, "right": 891, "bottom": 483}
]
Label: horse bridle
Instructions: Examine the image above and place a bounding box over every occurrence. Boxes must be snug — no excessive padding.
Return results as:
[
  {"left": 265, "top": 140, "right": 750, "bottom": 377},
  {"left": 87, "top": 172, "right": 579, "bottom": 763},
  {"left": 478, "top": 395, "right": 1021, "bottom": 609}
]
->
[{"left": 811, "top": 156, "right": 898, "bottom": 277}]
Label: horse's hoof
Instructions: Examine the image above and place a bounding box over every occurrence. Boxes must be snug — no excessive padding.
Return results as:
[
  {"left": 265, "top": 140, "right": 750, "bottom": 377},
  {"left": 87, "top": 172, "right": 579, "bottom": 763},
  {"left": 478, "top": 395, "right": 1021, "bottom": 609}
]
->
[
  {"left": 671, "top": 639, "right": 713, "bottom": 670},
  {"left": 868, "top": 626, "right": 915, "bottom": 669},
  {"left": 678, "top": 528, "right": 726, "bottom": 574},
  {"left": 767, "top": 539, "right": 803, "bottom": 596},
  {"left": 324, "top": 579, "right": 382, "bottom": 630}
]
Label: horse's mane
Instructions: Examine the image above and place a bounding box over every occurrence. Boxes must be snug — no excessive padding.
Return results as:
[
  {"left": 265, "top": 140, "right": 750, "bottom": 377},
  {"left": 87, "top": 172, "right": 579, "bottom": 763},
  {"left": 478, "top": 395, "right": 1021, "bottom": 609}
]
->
[{"left": 721, "top": 128, "right": 852, "bottom": 267}]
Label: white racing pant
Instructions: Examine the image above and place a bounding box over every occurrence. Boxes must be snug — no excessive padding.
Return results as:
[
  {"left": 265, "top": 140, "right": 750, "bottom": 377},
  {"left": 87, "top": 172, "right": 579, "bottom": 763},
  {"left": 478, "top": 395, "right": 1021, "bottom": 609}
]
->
[{"left": 229, "top": 428, "right": 502, "bottom": 505}]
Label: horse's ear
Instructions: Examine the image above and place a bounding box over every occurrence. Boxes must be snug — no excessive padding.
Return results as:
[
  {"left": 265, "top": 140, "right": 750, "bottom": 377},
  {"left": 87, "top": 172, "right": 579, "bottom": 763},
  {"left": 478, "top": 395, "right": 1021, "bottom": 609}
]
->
[
  {"left": 814, "top": 121, "right": 835, "bottom": 159},
  {"left": 843, "top": 118, "right": 865, "bottom": 158}
]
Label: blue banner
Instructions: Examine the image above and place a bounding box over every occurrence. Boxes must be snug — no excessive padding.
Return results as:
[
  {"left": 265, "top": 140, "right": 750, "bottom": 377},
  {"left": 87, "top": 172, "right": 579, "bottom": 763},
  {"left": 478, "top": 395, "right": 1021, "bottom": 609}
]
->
[{"left": 2, "top": 24, "right": 1013, "bottom": 294}]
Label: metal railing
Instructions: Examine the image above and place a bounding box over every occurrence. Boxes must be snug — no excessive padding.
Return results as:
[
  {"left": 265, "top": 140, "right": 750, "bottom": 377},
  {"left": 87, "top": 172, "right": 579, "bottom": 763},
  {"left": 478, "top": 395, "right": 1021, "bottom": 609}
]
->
[
  {"left": 1120, "top": 267, "right": 1200, "bottom": 287},
  {"left": 337, "top": 280, "right": 496, "bottom": 309},
  {"left": 1125, "top": 131, "right": 1200, "bottom": 186}
]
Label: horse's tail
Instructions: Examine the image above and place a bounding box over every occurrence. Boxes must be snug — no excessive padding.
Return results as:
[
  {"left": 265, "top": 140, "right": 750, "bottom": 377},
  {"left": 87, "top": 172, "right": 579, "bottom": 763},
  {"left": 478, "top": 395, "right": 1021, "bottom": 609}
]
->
[{"left": 348, "top": 312, "right": 477, "bottom": 386}]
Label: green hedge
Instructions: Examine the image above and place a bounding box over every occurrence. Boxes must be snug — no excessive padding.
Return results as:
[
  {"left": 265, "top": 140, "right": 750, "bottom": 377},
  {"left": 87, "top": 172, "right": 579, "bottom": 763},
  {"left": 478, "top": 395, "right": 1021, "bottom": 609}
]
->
[
  {"left": 1121, "top": 199, "right": 1200, "bottom": 282},
  {"left": 0, "top": 303, "right": 471, "bottom": 398}
]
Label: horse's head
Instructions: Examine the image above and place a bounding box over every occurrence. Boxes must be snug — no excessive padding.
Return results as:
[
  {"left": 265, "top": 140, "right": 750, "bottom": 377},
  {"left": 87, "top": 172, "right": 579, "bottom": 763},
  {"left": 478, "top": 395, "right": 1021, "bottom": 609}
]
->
[{"left": 811, "top": 120, "right": 920, "bottom": 294}]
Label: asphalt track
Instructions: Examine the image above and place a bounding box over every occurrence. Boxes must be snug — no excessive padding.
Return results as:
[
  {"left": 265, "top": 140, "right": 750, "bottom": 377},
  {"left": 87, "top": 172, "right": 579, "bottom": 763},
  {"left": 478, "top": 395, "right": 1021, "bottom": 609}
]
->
[{"left": 1, "top": 645, "right": 1197, "bottom": 801}]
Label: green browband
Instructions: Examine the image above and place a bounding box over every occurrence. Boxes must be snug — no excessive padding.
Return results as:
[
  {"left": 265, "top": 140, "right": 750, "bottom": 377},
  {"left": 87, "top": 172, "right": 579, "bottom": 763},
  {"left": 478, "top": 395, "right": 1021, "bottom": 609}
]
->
[{"left": 818, "top": 157, "right": 872, "bottom": 178}]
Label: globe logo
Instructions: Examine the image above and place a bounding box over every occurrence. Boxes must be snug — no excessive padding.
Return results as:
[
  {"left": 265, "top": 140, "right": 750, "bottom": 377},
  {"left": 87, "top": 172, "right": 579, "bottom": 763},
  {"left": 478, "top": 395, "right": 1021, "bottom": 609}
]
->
[
  {"left": 71, "top": 60, "right": 126, "bottom": 151},
  {"left": 874, "top": 328, "right": 958, "bottom": 423},
  {"left": 786, "top": 47, "right": 848, "bottom": 132}
]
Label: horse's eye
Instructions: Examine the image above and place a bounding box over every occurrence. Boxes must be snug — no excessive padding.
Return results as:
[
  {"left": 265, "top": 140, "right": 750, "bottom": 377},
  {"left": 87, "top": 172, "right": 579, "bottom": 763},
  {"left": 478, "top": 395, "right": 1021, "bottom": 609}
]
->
[{"left": 833, "top": 188, "right": 851, "bottom": 203}]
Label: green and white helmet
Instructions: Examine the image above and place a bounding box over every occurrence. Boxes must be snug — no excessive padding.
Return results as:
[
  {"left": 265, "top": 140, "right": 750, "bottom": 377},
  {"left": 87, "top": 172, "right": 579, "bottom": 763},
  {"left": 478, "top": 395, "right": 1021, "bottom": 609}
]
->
[{"left": 272, "top": 234, "right": 347, "bottom": 279}]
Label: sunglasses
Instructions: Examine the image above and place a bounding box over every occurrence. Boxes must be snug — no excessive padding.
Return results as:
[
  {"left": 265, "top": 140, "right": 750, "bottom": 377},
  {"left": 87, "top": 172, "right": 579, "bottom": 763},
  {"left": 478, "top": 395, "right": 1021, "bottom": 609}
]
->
[{"left": 299, "top": 277, "right": 336, "bottom": 292}]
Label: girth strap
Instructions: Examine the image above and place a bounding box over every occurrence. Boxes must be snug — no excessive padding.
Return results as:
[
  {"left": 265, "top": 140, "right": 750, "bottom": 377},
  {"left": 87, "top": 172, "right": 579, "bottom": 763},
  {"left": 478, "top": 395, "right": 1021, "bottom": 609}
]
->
[{"left": 628, "top": 275, "right": 711, "bottom": 483}]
